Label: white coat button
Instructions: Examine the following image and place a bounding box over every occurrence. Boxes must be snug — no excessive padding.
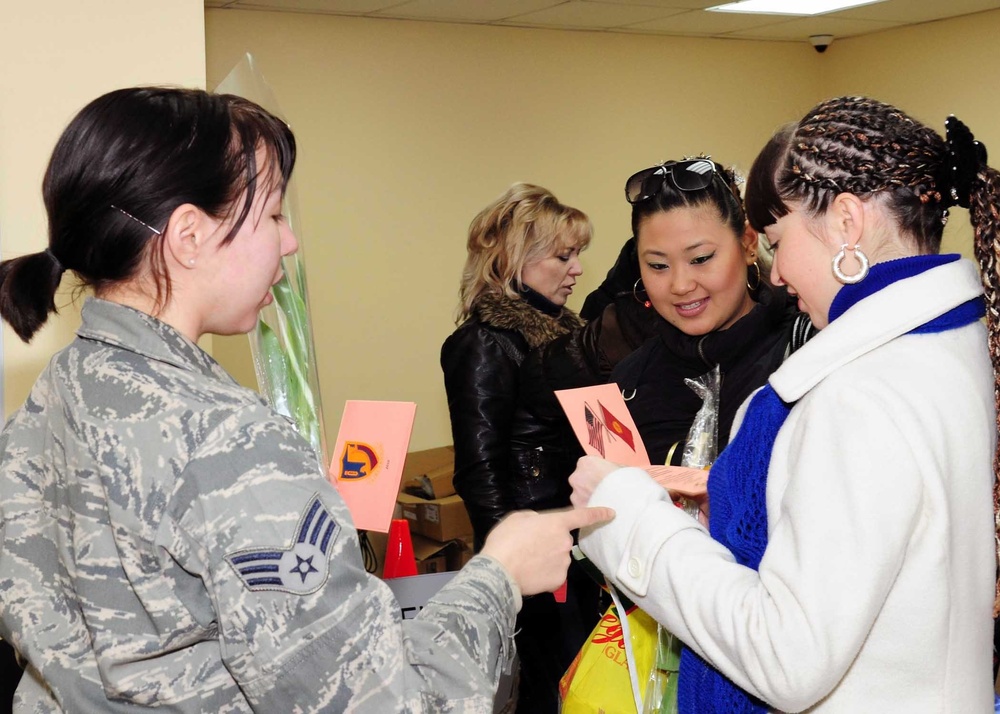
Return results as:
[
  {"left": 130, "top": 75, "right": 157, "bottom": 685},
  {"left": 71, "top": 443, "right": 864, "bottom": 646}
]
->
[{"left": 627, "top": 557, "right": 642, "bottom": 579}]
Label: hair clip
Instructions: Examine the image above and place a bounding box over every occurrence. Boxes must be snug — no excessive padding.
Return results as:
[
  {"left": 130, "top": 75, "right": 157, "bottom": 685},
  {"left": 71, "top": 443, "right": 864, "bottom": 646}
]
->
[
  {"left": 942, "top": 116, "right": 988, "bottom": 209},
  {"left": 111, "top": 205, "right": 162, "bottom": 236}
]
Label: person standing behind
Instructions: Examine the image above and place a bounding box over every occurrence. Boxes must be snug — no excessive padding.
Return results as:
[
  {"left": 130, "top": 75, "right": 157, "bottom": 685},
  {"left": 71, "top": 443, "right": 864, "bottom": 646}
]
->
[
  {"left": 571, "top": 98, "right": 996, "bottom": 713},
  {"left": 441, "top": 183, "right": 597, "bottom": 713},
  {"left": 611, "top": 157, "right": 809, "bottom": 465},
  {"left": 0, "top": 87, "right": 612, "bottom": 713}
]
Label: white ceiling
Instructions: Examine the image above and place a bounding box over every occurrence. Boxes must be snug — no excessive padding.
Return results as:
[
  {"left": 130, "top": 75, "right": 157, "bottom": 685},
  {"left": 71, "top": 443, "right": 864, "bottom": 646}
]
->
[{"left": 204, "top": 0, "right": 1000, "bottom": 43}]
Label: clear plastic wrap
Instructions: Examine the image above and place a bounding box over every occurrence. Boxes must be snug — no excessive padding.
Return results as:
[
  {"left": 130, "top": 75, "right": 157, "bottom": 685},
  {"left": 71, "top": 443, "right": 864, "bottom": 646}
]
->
[
  {"left": 215, "top": 54, "right": 328, "bottom": 466},
  {"left": 642, "top": 364, "right": 721, "bottom": 713}
]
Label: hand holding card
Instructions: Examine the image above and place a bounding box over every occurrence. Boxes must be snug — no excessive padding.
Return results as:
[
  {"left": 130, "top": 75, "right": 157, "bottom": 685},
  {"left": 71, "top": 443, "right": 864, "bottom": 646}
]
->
[
  {"left": 643, "top": 465, "right": 708, "bottom": 498},
  {"left": 554, "top": 384, "right": 650, "bottom": 466}
]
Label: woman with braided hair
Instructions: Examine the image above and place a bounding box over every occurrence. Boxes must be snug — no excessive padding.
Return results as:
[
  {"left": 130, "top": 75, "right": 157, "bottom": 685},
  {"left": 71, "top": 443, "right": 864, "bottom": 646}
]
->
[{"left": 569, "top": 96, "right": 998, "bottom": 713}]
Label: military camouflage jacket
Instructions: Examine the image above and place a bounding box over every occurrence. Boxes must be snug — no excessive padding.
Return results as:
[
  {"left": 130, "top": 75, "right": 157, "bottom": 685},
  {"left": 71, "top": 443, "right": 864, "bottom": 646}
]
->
[{"left": 0, "top": 298, "right": 517, "bottom": 712}]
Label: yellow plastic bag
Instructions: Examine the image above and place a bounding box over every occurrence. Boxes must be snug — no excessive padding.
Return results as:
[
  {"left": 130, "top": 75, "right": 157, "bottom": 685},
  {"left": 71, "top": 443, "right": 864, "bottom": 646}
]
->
[{"left": 560, "top": 603, "right": 658, "bottom": 713}]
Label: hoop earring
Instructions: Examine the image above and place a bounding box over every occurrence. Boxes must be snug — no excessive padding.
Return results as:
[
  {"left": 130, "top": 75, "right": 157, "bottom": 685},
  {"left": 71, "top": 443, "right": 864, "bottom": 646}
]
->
[
  {"left": 832, "top": 243, "right": 870, "bottom": 284},
  {"left": 746, "top": 262, "right": 761, "bottom": 291},
  {"left": 633, "top": 278, "right": 651, "bottom": 308}
]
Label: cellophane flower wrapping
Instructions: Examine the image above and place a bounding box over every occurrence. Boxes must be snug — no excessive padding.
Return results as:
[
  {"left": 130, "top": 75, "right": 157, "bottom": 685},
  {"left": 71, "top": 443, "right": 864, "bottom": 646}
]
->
[
  {"left": 214, "top": 54, "right": 328, "bottom": 467},
  {"left": 642, "top": 365, "right": 721, "bottom": 713}
]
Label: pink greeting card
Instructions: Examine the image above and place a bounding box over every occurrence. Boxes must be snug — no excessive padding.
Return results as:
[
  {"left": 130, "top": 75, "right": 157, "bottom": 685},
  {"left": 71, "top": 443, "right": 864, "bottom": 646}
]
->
[
  {"left": 645, "top": 465, "right": 708, "bottom": 498},
  {"left": 328, "top": 400, "right": 417, "bottom": 532},
  {"left": 554, "top": 383, "right": 650, "bottom": 467}
]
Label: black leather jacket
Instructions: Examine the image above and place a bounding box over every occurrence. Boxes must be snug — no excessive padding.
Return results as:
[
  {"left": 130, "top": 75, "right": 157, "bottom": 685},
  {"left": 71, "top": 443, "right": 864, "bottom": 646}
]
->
[{"left": 441, "top": 291, "right": 583, "bottom": 551}]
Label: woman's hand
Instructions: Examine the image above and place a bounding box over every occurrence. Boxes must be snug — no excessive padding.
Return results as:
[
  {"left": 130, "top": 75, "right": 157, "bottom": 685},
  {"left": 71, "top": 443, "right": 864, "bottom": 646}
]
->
[
  {"left": 568, "top": 455, "right": 622, "bottom": 508},
  {"left": 481, "top": 506, "right": 614, "bottom": 596}
]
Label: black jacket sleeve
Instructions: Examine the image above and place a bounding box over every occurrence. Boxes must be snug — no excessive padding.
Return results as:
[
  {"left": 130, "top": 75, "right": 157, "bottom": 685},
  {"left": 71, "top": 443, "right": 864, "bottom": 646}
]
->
[
  {"left": 580, "top": 236, "right": 640, "bottom": 321},
  {"left": 440, "top": 325, "right": 519, "bottom": 549},
  {"left": 522, "top": 299, "right": 659, "bottom": 413}
]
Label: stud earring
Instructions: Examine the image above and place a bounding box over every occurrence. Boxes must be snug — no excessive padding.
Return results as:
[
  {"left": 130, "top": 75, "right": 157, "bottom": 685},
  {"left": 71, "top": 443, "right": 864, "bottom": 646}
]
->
[{"left": 188, "top": 258, "right": 196, "bottom": 266}]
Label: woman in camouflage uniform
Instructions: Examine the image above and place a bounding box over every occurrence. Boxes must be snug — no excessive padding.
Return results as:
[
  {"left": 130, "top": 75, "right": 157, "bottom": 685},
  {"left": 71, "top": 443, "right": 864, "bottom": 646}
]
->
[{"left": 0, "top": 86, "right": 610, "bottom": 713}]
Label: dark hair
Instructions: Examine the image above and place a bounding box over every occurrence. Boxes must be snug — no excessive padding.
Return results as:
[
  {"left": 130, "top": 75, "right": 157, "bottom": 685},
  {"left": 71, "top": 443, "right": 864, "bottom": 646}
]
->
[
  {"left": 0, "top": 87, "right": 296, "bottom": 342},
  {"left": 629, "top": 158, "right": 768, "bottom": 292},
  {"left": 744, "top": 96, "right": 949, "bottom": 253},
  {"left": 630, "top": 159, "right": 746, "bottom": 241}
]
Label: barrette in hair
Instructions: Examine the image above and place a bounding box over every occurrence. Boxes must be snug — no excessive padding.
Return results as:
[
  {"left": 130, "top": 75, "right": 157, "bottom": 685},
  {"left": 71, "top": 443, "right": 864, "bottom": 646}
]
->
[
  {"left": 111, "top": 205, "right": 162, "bottom": 236},
  {"left": 942, "top": 116, "right": 988, "bottom": 210}
]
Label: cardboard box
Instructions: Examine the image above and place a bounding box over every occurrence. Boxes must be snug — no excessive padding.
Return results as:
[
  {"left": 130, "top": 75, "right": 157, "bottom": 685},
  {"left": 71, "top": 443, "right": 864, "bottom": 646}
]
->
[
  {"left": 402, "top": 445, "right": 456, "bottom": 500},
  {"left": 367, "top": 528, "right": 472, "bottom": 577},
  {"left": 398, "top": 492, "right": 473, "bottom": 542},
  {"left": 412, "top": 534, "right": 452, "bottom": 575},
  {"left": 403, "top": 463, "right": 455, "bottom": 500}
]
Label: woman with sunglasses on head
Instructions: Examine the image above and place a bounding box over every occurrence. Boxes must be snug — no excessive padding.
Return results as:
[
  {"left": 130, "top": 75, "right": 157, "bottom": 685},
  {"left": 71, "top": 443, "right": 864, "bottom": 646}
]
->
[
  {"left": 608, "top": 157, "right": 811, "bottom": 467},
  {"left": 522, "top": 160, "right": 810, "bottom": 476},
  {"left": 571, "top": 98, "right": 998, "bottom": 713},
  {"left": 0, "top": 88, "right": 613, "bottom": 712},
  {"left": 441, "top": 183, "right": 603, "bottom": 713}
]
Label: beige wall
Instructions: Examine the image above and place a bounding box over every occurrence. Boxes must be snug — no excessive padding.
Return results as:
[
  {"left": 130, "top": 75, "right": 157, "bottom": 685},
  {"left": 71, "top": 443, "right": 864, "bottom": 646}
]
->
[
  {"left": 0, "top": 0, "right": 207, "bottom": 415},
  {"left": 820, "top": 9, "right": 1000, "bottom": 258},
  {"left": 4, "top": 4, "right": 995, "bottom": 455},
  {"left": 206, "top": 10, "right": 824, "bottom": 453}
]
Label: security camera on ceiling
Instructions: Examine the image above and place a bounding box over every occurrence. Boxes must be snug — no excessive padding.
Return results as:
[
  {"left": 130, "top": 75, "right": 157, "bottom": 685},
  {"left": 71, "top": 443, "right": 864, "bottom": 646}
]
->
[{"left": 810, "top": 34, "right": 834, "bottom": 53}]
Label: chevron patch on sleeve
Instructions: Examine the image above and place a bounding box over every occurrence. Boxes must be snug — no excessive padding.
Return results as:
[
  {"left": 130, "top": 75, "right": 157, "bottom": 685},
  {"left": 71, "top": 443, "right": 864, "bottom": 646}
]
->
[{"left": 225, "top": 494, "right": 341, "bottom": 594}]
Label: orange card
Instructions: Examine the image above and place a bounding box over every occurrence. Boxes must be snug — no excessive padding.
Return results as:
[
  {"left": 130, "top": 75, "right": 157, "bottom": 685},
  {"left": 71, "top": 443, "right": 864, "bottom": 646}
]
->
[
  {"left": 644, "top": 465, "right": 708, "bottom": 497},
  {"left": 328, "top": 400, "right": 417, "bottom": 533},
  {"left": 554, "top": 383, "right": 650, "bottom": 466}
]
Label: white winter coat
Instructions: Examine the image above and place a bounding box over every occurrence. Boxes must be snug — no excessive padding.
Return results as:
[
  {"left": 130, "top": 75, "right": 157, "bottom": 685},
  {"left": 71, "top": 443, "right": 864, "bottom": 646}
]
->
[{"left": 580, "top": 259, "right": 996, "bottom": 713}]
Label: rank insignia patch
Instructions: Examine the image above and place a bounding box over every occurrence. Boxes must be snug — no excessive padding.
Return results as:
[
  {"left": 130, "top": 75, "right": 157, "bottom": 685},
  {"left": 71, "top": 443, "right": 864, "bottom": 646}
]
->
[{"left": 225, "top": 494, "right": 340, "bottom": 594}]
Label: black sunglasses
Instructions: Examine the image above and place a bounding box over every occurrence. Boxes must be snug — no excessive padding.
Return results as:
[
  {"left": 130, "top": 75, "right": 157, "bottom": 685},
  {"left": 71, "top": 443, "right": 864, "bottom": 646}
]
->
[{"left": 624, "top": 158, "right": 720, "bottom": 204}]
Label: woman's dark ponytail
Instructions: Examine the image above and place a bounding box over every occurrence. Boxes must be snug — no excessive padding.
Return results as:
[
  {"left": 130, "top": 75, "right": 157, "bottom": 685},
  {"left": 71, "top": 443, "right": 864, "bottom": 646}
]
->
[
  {"left": 0, "top": 249, "right": 66, "bottom": 342},
  {"left": 6, "top": 87, "right": 296, "bottom": 344}
]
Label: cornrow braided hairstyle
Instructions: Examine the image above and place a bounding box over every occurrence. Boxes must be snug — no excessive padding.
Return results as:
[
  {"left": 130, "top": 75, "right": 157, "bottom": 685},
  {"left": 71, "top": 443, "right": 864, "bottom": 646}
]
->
[
  {"left": 746, "top": 97, "right": 949, "bottom": 254},
  {"left": 748, "top": 99, "right": 1000, "bottom": 613},
  {"left": 969, "top": 163, "right": 1000, "bottom": 615},
  {"left": 939, "top": 114, "right": 1000, "bottom": 614}
]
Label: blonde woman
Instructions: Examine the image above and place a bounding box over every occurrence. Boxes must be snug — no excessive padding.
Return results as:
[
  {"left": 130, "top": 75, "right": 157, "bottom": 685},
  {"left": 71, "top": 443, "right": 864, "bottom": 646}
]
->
[{"left": 441, "top": 182, "right": 594, "bottom": 713}]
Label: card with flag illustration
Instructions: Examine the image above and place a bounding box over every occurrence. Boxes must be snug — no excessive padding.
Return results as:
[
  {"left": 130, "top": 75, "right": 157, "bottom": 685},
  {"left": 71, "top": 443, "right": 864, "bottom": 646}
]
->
[
  {"left": 328, "top": 400, "right": 417, "bottom": 533},
  {"left": 555, "top": 383, "right": 650, "bottom": 466}
]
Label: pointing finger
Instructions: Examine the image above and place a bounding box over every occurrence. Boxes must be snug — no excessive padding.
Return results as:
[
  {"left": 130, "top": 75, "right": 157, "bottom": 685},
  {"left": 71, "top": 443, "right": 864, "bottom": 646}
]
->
[{"left": 561, "top": 506, "right": 615, "bottom": 530}]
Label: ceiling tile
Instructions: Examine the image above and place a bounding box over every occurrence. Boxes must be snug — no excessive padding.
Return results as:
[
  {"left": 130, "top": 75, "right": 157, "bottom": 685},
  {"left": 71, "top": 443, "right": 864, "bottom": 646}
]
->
[
  {"left": 501, "top": 0, "right": 681, "bottom": 29},
  {"left": 623, "top": 7, "right": 789, "bottom": 34},
  {"left": 593, "top": 0, "right": 723, "bottom": 8},
  {"left": 371, "top": 0, "right": 565, "bottom": 22},
  {"left": 228, "top": 0, "right": 407, "bottom": 13},
  {"left": 837, "top": 0, "right": 1000, "bottom": 22},
  {"left": 208, "top": 0, "right": 1000, "bottom": 40},
  {"left": 726, "top": 14, "right": 900, "bottom": 40}
]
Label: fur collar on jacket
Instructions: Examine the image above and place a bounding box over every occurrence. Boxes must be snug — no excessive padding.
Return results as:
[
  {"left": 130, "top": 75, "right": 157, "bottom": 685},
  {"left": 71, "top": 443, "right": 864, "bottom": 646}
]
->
[{"left": 473, "top": 291, "right": 584, "bottom": 349}]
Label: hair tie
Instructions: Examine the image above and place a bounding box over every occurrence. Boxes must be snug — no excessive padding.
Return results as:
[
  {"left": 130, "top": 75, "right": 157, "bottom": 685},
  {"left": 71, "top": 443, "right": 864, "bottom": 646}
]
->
[
  {"left": 44, "top": 247, "right": 65, "bottom": 274},
  {"left": 940, "top": 115, "right": 988, "bottom": 209}
]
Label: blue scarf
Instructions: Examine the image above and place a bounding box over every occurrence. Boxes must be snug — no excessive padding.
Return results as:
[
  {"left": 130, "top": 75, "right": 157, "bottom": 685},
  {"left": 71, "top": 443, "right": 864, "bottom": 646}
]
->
[{"left": 677, "top": 254, "right": 984, "bottom": 714}]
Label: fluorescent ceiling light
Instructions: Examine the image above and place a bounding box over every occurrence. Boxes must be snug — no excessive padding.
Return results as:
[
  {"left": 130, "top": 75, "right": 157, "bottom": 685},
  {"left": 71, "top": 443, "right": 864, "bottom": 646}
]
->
[{"left": 708, "top": 0, "right": 886, "bottom": 15}]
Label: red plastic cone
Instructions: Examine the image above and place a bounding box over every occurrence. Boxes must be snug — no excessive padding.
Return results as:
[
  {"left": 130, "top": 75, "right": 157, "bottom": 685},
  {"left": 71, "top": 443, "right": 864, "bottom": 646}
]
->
[{"left": 383, "top": 518, "right": 418, "bottom": 578}]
